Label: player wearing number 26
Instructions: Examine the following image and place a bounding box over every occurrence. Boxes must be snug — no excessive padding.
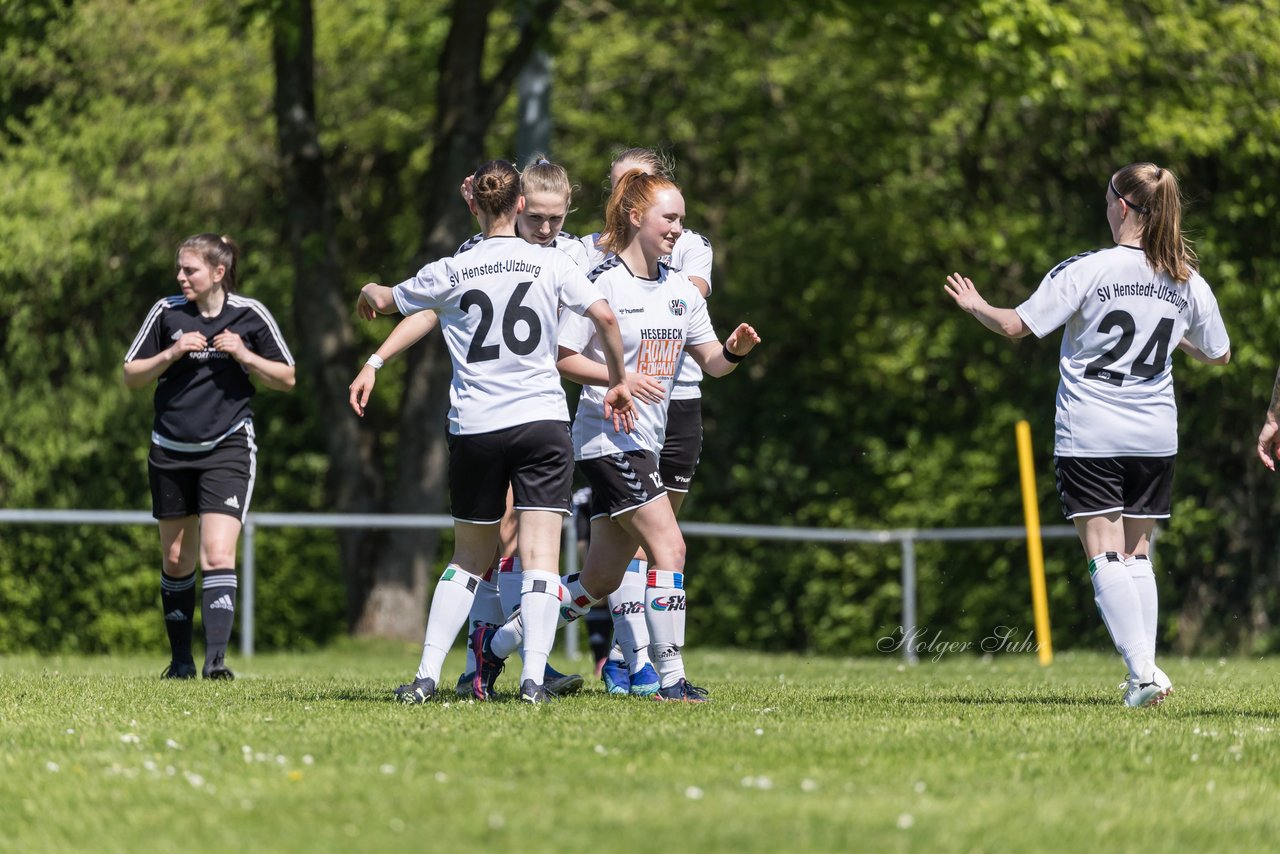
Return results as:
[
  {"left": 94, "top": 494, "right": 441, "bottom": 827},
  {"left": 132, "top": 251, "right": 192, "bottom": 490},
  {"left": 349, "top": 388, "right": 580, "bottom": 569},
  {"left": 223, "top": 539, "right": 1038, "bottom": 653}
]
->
[
  {"left": 357, "top": 159, "right": 633, "bottom": 703},
  {"left": 945, "top": 162, "right": 1230, "bottom": 708}
]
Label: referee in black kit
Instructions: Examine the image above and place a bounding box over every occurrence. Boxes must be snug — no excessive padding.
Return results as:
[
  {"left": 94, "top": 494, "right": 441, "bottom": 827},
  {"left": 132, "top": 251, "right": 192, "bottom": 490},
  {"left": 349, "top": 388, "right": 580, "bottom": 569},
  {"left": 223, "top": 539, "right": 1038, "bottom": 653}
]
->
[{"left": 123, "top": 234, "right": 295, "bottom": 680}]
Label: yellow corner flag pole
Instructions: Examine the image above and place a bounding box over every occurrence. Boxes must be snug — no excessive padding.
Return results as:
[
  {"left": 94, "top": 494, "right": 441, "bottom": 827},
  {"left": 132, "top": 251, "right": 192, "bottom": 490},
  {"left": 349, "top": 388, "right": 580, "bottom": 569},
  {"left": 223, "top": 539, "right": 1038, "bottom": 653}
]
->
[{"left": 1015, "top": 420, "right": 1053, "bottom": 665}]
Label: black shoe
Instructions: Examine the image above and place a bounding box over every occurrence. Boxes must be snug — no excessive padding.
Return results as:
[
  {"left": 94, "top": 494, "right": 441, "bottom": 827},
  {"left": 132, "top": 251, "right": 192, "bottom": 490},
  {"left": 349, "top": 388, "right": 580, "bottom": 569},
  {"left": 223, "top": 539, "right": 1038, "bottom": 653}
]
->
[
  {"left": 202, "top": 662, "right": 235, "bottom": 680},
  {"left": 654, "top": 678, "right": 710, "bottom": 703},
  {"left": 393, "top": 676, "right": 437, "bottom": 704},
  {"left": 470, "top": 626, "right": 506, "bottom": 701},
  {"left": 519, "top": 679, "right": 553, "bottom": 704},
  {"left": 161, "top": 660, "right": 197, "bottom": 680},
  {"left": 543, "top": 663, "right": 584, "bottom": 697}
]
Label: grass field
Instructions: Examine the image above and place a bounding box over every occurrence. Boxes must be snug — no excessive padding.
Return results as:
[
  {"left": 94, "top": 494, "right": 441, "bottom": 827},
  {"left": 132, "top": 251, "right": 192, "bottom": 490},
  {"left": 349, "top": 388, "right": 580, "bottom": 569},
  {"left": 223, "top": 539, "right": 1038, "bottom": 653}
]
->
[{"left": 3, "top": 643, "right": 1279, "bottom": 853}]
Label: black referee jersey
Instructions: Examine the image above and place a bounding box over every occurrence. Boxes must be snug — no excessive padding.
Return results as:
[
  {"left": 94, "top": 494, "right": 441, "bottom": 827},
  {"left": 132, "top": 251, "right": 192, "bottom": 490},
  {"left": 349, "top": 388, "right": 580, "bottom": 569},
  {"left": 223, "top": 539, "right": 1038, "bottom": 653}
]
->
[{"left": 124, "top": 294, "right": 294, "bottom": 447}]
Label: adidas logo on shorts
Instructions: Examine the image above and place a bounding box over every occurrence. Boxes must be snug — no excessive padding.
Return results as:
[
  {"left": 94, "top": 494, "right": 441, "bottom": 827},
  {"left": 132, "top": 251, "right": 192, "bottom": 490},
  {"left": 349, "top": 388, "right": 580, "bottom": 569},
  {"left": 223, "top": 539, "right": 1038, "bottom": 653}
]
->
[
  {"left": 209, "top": 594, "right": 235, "bottom": 611},
  {"left": 224, "top": 495, "right": 241, "bottom": 509}
]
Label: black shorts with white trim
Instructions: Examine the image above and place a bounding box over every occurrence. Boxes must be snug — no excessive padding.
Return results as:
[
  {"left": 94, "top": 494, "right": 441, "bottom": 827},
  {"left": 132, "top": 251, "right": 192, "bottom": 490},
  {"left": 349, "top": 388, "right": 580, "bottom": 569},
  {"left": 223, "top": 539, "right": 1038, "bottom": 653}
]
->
[
  {"left": 447, "top": 420, "right": 574, "bottom": 523},
  {"left": 148, "top": 426, "right": 256, "bottom": 521},
  {"left": 660, "top": 398, "right": 703, "bottom": 493},
  {"left": 580, "top": 450, "right": 667, "bottom": 519},
  {"left": 1054, "top": 455, "right": 1175, "bottom": 520}
]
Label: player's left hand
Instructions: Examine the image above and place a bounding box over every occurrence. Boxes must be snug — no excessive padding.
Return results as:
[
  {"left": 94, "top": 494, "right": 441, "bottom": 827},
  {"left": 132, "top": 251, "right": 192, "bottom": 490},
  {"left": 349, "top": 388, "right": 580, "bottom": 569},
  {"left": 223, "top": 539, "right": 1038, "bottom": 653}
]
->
[
  {"left": 1257, "top": 416, "right": 1280, "bottom": 472},
  {"left": 603, "top": 383, "right": 635, "bottom": 434},
  {"left": 725, "top": 323, "right": 761, "bottom": 358},
  {"left": 944, "top": 272, "right": 989, "bottom": 314},
  {"left": 212, "top": 329, "right": 248, "bottom": 361},
  {"left": 356, "top": 284, "right": 381, "bottom": 321}
]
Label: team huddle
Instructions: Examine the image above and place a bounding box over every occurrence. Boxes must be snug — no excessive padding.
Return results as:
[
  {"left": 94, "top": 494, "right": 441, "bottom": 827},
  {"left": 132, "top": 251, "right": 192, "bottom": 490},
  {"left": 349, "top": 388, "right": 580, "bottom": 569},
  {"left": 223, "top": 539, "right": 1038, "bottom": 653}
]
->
[{"left": 126, "top": 154, "right": 1257, "bottom": 708}]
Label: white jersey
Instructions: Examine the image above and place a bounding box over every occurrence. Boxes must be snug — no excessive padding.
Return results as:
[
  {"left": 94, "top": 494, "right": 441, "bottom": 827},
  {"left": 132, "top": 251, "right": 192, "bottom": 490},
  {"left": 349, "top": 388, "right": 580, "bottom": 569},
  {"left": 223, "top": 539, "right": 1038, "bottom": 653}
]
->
[
  {"left": 559, "top": 258, "right": 717, "bottom": 458},
  {"left": 1016, "top": 245, "right": 1229, "bottom": 457},
  {"left": 392, "top": 235, "right": 606, "bottom": 435},
  {"left": 456, "top": 230, "right": 589, "bottom": 271},
  {"left": 580, "top": 229, "right": 715, "bottom": 399}
]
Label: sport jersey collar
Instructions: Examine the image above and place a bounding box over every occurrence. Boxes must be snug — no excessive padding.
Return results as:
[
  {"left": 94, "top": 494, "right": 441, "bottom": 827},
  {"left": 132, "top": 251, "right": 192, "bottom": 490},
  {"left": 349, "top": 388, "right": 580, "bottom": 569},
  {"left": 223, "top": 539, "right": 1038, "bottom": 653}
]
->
[{"left": 618, "top": 257, "right": 664, "bottom": 282}]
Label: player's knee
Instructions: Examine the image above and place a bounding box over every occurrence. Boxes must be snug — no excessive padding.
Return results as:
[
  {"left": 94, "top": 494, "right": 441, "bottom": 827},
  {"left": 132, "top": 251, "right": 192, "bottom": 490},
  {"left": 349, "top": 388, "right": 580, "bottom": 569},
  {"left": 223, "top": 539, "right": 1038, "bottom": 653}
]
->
[
  {"left": 201, "top": 548, "right": 238, "bottom": 571},
  {"left": 658, "top": 539, "right": 686, "bottom": 572}
]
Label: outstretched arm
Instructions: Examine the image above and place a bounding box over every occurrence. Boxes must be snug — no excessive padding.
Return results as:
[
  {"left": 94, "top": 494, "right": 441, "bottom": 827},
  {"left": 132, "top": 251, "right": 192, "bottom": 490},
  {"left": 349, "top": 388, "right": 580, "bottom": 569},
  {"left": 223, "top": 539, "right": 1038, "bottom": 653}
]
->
[
  {"left": 944, "top": 272, "right": 1031, "bottom": 339},
  {"left": 1258, "top": 366, "right": 1280, "bottom": 471},
  {"left": 349, "top": 311, "right": 441, "bottom": 416},
  {"left": 357, "top": 282, "right": 399, "bottom": 318},
  {"left": 556, "top": 349, "right": 666, "bottom": 405},
  {"left": 687, "top": 323, "right": 761, "bottom": 377}
]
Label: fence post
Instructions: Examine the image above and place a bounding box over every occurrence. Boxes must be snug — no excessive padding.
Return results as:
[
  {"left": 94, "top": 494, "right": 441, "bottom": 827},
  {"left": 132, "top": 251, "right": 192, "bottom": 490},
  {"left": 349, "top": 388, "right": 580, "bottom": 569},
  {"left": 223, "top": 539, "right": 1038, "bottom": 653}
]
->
[
  {"left": 242, "top": 515, "right": 256, "bottom": 658},
  {"left": 562, "top": 515, "right": 579, "bottom": 659},
  {"left": 901, "top": 536, "right": 918, "bottom": 664}
]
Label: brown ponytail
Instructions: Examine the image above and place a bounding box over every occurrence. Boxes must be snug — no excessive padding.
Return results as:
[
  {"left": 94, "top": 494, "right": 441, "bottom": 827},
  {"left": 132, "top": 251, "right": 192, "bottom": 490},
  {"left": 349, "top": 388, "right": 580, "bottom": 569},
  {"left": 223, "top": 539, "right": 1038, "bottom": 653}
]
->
[{"left": 1112, "top": 162, "right": 1197, "bottom": 282}]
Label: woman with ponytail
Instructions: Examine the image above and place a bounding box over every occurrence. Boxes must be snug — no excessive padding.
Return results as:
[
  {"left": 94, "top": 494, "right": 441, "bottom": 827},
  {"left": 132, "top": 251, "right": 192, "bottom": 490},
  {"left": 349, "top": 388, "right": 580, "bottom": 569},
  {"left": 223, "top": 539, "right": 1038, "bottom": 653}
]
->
[
  {"left": 943, "top": 162, "right": 1230, "bottom": 708},
  {"left": 123, "top": 234, "right": 296, "bottom": 681},
  {"left": 472, "top": 169, "right": 760, "bottom": 702},
  {"left": 357, "top": 159, "right": 634, "bottom": 705}
]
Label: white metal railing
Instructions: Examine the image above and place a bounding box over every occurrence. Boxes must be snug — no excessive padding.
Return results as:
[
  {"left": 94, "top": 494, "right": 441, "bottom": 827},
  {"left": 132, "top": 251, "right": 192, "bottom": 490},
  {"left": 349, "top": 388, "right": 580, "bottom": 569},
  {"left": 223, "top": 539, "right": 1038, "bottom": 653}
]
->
[{"left": 0, "top": 509, "right": 1079, "bottom": 662}]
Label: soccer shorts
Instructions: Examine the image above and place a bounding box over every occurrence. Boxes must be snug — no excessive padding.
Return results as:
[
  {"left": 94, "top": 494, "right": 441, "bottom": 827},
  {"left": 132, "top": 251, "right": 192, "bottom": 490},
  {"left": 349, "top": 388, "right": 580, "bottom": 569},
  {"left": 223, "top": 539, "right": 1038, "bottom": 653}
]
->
[
  {"left": 1054, "top": 455, "right": 1175, "bottom": 520},
  {"left": 661, "top": 398, "right": 703, "bottom": 493},
  {"left": 148, "top": 427, "right": 256, "bottom": 522},
  {"left": 580, "top": 450, "right": 667, "bottom": 520},
  {"left": 447, "top": 420, "right": 574, "bottom": 524}
]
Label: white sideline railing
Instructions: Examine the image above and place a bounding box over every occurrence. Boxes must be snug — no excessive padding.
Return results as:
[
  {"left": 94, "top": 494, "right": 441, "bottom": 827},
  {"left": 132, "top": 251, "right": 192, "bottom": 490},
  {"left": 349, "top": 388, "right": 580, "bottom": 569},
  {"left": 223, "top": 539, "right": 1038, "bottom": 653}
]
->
[{"left": 0, "top": 509, "right": 1079, "bottom": 663}]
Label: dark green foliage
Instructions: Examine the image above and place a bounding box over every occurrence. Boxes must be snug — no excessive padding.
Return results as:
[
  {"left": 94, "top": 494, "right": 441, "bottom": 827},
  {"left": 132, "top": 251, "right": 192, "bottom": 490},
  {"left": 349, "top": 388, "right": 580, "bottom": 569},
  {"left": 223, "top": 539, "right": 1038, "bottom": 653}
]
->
[{"left": 4, "top": 0, "right": 1280, "bottom": 653}]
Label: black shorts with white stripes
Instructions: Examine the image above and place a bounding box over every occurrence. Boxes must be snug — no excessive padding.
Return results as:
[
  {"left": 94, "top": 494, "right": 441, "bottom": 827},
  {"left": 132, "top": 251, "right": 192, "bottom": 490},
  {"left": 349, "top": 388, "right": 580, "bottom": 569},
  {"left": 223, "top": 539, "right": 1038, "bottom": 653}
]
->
[
  {"left": 661, "top": 398, "right": 703, "bottom": 493},
  {"left": 580, "top": 450, "right": 667, "bottom": 519},
  {"left": 148, "top": 428, "right": 255, "bottom": 522},
  {"left": 447, "top": 420, "right": 574, "bottom": 524},
  {"left": 1054, "top": 455, "right": 1175, "bottom": 520}
]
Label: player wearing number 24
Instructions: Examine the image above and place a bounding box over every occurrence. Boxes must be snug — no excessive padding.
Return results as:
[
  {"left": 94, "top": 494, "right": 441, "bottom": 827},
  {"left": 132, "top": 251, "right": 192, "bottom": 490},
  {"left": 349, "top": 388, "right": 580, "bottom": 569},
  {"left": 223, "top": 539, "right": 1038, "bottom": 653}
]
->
[{"left": 944, "top": 162, "right": 1229, "bottom": 709}]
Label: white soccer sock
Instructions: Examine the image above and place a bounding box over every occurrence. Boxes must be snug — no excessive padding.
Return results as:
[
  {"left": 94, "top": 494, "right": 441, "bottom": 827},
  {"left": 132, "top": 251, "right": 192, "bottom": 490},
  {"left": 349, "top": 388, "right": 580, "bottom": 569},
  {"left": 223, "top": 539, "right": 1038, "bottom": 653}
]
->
[
  {"left": 489, "top": 571, "right": 600, "bottom": 662},
  {"left": 645, "top": 568, "right": 687, "bottom": 688},
  {"left": 491, "top": 610, "right": 523, "bottom": 660},
  {"left": 1126, "top": 554, "right": 1158, "bottom": 666},
  {"left": 463, "top": 572, "right": 504, "bottom": 675},
  {"left": 497, "top": 556, "right": 522, "bottom": 617},
  {"left": 607, "top": 559, "right": 652, "bottom": 673},
  {"left": 415, "top": 565, "right": 480, "bottom": 682},
  {"left": 560, "top": 573, "right": 599, "bottom": 626},
  {"left": 518, "top": 569, "right": 562, "bottom": 686},
  {"left": 1090, "top": 552, "right": 1150, "bottom": 680}
]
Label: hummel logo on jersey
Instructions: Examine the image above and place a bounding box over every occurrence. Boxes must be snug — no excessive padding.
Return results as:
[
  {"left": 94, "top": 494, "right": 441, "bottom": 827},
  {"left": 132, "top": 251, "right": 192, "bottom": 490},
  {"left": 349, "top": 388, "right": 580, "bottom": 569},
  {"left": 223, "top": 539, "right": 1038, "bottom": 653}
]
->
[
  {"left": 164, "top": 609, "right": 187, "bottom": 621},
  {"left": 209, "top": 594, "right": 235, "bottom": 611},
  {"left": 618, "top": 307, "right": 646, "bottom": 314},
  {"left": 224, "top": 495, "right": 241, "bottom": 509}
]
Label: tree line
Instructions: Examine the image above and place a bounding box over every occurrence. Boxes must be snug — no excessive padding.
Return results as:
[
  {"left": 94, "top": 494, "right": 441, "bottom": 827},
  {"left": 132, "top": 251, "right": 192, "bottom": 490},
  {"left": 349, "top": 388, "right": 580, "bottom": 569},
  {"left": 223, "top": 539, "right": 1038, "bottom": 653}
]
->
[{"left": 2, "top": 0, "right": 1279, "bottom": 655}]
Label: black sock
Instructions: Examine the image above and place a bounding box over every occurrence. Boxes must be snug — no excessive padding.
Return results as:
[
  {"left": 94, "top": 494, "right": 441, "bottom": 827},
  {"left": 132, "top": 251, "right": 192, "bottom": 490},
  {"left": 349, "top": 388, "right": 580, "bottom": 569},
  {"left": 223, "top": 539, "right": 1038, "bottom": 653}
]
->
[
  {"left": 201, "top": 568, "right": 238, "bottom": 669},
  {"left": 161, "top": 570, "right": 196, "bottom": 664},
  {"left": 585, "top": 605, "right": 614, "bottom": 662}
]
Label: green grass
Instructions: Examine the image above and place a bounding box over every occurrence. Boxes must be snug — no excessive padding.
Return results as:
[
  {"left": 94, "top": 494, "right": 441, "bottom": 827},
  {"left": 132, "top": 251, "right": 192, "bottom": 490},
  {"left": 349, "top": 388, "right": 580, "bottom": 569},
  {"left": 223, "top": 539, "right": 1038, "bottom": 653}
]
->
[{"left": 2, "top": 644, "right": 1279, "bottom": 853}]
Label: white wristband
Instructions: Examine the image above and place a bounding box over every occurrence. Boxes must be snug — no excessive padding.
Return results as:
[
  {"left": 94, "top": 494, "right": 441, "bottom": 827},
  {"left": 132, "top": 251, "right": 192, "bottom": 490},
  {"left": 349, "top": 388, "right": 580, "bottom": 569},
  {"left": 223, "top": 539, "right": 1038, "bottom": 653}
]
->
[{"left": 365, "top": 354, "right": 385, "bottom": 371}]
